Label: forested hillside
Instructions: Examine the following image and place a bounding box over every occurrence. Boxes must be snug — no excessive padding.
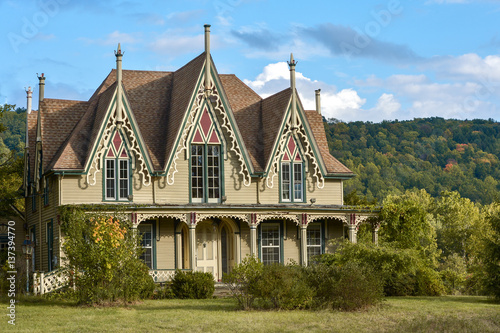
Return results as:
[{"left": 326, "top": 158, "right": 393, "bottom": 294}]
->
[
  {"left": 325, "top": 117, "right": 500, "bottom": 205},
  {"left": 1, "top": 107, "right": 500, "bottom": 205}
]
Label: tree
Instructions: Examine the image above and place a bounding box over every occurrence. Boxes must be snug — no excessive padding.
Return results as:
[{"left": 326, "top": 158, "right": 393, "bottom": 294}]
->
[
  {"left": 433, "top": 191, "right": 484, "bottom": 260},
  {"left": 60, "top": 207, "right": 154, "bottom": 304},
  {"left": 380, "top": 189, "right": 440, "bottom": 266},
  {"left": 0, "top": 104, "right": 24, "bottom": 215},
  {"left": 482, "top": 204, "right": 500, "bottom": 300}
]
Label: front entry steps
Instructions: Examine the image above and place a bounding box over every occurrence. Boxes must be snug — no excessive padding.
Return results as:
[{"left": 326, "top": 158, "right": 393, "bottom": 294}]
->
[{"left": 213, "top": 282, "right": 231, "bottom": 298}]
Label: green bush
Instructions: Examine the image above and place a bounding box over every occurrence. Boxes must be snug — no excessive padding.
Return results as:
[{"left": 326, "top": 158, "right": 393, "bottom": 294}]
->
[
  {"left": 317, "top": 241, "right": 444, "bottom": 296},
  {"left": 222, "top": 256, "right": 263, "bottom": 309},
  {"left": 304, "top": 261, "right": 383, "bottom": 311},
  {"left": 171, "top": 270, "right": 214, "bottom": 299},
  {"left": 330, "top": 262, "right": 384, "bottom": 311},
  {"left": 60, "top": 208, "right": 154, "bottom": 305},
  {"left": 254, "top": 264, "right": 314, "bottom": 310},
  {"left": 152, "top": 284, "right": 175, "bottom": 300}
]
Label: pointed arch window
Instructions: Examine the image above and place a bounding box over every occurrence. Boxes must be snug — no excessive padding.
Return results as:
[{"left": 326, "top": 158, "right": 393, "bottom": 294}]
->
[
  {"left": 281, "top": 136, "right": 304, "bottom": 202},
  {"left": 190, "top": 107, "right": 223, "bottom": 203},
  {"left": 104, "top": 130, "right": 130, "bottom": 201}
]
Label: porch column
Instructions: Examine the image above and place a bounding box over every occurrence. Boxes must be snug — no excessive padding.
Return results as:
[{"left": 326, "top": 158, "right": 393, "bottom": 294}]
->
[
  {"left": 300, "top": 225, "right": 308, "bottom": 266},
  {"left": 347, "top": 225, "right": 357, "bottom": 244},
  {"left": 249, "top": 225, "right": 257, "bottom": 257},
  {"left": 189, "top": 224, "right": 197, "bottom": 271}
]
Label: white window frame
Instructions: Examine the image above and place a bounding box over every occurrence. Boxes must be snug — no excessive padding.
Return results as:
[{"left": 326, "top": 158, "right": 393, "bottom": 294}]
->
[
  {"left": 281, "top": 161, "right": 303, "bottom": 202},
  {"left": 105, "top": 159, "right": 115, "bottom": 200},
  {"left": 261, "top": 223, "right": 280, "bottom": 265},
  {"left": 306, "top": 223, "right": 322, "bottom": 263},
  {"left": 191, "top": 144, "right": 221, "bottom": 203},
  {"left": 191, "top": 145, "right": 204, "bottom": 203},
  {"left": 118, "top": 159, "right": 129, "bottom": 200},
  {"left": 105, "top": 158, "right": 129, "bottom": 201},
  {"left": 138, "top": 224, "right": 153, "bottom": 269}
]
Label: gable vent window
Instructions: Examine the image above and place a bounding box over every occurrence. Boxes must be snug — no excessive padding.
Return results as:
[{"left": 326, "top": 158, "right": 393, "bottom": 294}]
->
[{"left": 104, "top": 131, "right": 130, "bottom": 201}]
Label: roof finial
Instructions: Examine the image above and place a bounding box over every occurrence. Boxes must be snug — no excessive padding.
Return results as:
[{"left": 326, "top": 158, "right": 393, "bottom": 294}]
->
[
  {"left": 25, "top": 87, "right": 32, "bottom": 148},
  {"left": 204, "top": 24, "right": 211, "bottom": 97},
  {"left": 288, "top": 53, "right": 298, "bottom": 132},
  {"left": 115, "top": 43, "right": 123, "bottom": 127}
]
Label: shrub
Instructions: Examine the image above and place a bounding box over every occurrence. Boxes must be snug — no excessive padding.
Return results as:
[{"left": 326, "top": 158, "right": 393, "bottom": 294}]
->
[
  {"left": 317, "top": 241, "right": 444, "bottom": 296},
  {"left": 329, "top": 261, "right": 384, "bottom": 311},
  {"left": 61, "top": 208, "right": 154, "bottom": 305},
  {"left": 171, "top": 270, "right": 214, "bottom": 299},
  {"left": 152, "top": 284, "right": 175, "bottom": 300},
  {"left": 222, "top": 256, "right": 263, "bottom": 309},
  {"left": 254, "top": 264, "right": 314, "bottom": 310},
  {"left": 303, "top": 262, "right": 338, "bottom": 309}
]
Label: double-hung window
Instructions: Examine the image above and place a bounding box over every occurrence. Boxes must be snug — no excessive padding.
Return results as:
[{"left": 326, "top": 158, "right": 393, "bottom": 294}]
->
[
  {"left": 281, "top": 136, "right": 304, "bottom": 202},
  {"left": 138, "top": 223, "right": 153, "bottom": 269},
  {"left": 261, "top": 223, "right": 280, "bottom": 265},
  {"left": 191, "top": 145, "right": 221, "bottom": 203},
  {"left": 306, "top": 223, "right": 322, "bottom": 263},
  {"left": 104, "top": 131, "right": 130, "bottom": 201}
]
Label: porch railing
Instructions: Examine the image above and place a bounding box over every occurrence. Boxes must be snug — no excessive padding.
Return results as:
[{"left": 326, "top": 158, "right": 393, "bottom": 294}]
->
[
  {"left": 33, "top": 268, "right": 188, "bottom": 295},
  {"left": 33, "top": 268, "right": 70, "bottom": 295},
  {"left": 148, "top": 269, "right": 191, "bottom": 283}
]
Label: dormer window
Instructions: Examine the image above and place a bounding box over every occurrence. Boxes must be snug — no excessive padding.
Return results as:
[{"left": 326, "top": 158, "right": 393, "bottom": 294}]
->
[
  {"left": 104, "top": 131, "right": 130, "bottom": 201},
  {"left": 190, "top": 107, "right": 223, "bottom": 203},
  {"left": 281, "top": 136, "right": 304, "bottom": 202}
]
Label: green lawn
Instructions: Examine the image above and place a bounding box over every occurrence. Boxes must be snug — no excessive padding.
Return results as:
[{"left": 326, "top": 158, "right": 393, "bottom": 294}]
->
[{"left": 2, "top": 296, "right": 499, "bottom": 332}]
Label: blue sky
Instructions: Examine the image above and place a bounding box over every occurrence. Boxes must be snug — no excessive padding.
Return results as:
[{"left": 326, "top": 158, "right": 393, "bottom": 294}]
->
[{"left": 1, "top": 0, "right": 499, "bottom": 122}]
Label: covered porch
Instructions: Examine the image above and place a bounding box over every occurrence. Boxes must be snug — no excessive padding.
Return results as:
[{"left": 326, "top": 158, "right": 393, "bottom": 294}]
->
[{"left": 131, "top": 206, "right": 380, "bottom": 281}]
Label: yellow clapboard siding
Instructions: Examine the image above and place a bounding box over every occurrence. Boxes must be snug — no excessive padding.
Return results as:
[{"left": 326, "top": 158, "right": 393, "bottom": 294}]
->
[
  {"left": 156, "top": 218, "right": 176, "bottom": 269},
  {"left": 283, "top": 220, "right": 300, "bottom": 264}
]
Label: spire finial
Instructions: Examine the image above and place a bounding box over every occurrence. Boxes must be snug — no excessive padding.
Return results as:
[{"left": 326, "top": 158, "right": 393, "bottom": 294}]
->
[
  {"left": 287, "top": 53, "right": 297, "bottom": 68},
  {"left": 288, "top": 53, "right": 298, "bottom": 132},
  {"left": 204, "top": 24, "right": 211, "bottom": 97},
  {"left": 115, "top": 43, "right": 123, "bottom": 127},
  {"left": 115, "top": 43, "right": 122, "bottom": 57}
]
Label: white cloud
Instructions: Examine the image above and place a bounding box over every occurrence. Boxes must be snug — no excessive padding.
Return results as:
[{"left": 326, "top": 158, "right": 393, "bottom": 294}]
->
[
  {"left": 79, "top": 31, "right": 139, "bottom": 46},
  {"left": 372, "top": 93, "right": 401, "bottom": 116},
  {"left": 149, "top": 29, "right": 224, "bottom": 56},
  {"left": 244, "top": 61, "right": 372, "bottom": 121}
]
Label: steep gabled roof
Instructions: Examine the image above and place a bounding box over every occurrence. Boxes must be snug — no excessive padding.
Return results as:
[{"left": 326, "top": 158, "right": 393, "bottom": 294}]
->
[
  {"left": 29, "top": 51, "right": 351, "bottom": 180},
  {"left": 163, "top": 53, "right": 205, "bottom": 171},
  {"left": 304, "top": 110, "right": 353, "bottom": 175},
  {"left": 39, "top": 99, "right": 89, "bottom": 171},
  {"left": 261, "top": 88, "right": 293, "bottom": 170},
  {"left": 219, "top": 74, "right": 264, "bottom": 171}
]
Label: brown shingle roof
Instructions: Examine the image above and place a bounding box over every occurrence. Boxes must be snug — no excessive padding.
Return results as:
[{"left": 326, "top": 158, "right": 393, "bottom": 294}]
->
[
  {"left": 219, "top": 74, "right": 264, "bottom": 171},
  {"left": 304, "top": 110, "right": 353, "bottom": 175},
  {"left": 40, "top": 99, "right": 89, "bottom": 171},
  {"left": 261, "top": 88, "right": 292, "bottom": 169},
  {"left": 163, "top": 53, "right": 205, "bottom": 171},
  {"left": 29, "top": 53, "right": 351, "bottom": 180}
]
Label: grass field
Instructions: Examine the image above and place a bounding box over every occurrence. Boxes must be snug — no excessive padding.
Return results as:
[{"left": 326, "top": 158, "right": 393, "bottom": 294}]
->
[{"left": 1, "top": 296, "right": 499, "bottom": 332}]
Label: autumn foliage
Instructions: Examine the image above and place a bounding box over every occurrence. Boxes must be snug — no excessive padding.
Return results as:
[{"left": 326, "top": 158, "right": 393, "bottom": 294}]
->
[{"left": 60, "top": 208, "right": 154, "bottom": 305}]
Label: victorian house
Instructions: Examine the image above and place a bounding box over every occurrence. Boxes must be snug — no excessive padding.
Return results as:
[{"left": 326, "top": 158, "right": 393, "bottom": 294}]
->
[{"left": 24, "top": 25, "right": 378, "bottom": 281}]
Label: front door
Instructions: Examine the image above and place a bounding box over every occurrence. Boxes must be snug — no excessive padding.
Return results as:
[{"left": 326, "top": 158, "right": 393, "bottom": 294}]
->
[{"left": 196, "top": 221, "right": 218, "bottom": 280}]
